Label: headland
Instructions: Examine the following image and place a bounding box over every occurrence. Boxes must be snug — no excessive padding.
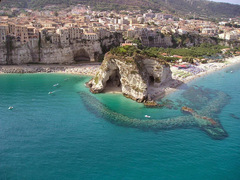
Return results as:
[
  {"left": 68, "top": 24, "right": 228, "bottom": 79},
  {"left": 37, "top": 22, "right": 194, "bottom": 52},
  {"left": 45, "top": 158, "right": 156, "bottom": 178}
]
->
[{"left": 86, "top": 45, "right": 240, "bottom": 103}]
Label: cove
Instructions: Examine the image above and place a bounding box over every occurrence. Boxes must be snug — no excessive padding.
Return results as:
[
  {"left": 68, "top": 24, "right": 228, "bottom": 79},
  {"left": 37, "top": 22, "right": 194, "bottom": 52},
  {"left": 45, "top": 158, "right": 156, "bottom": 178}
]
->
[{"left": 0, "top": 68, "right": 240, "bottom": 179}]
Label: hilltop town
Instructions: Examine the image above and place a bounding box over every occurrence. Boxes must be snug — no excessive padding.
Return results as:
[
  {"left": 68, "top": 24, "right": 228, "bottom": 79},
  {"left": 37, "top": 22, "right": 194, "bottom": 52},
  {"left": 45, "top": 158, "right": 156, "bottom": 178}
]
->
[{"left": 0, "top": 4, "right": 240, "bottom": 49}]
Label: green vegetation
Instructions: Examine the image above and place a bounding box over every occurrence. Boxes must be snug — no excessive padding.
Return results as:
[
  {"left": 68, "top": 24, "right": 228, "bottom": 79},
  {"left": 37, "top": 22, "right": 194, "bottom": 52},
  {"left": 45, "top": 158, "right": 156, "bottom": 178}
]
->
[
  {"left": 110, "top": 45, "right": 141, "bottom": 57},
  {"left": 94, "top": 76, "right": 99, "bottom": 84},
  {"left": 110, "top": 46, "right": 179, "bottom": 63},
  {"left": 161, "top": 43, "right": 226, "bottom": 57},
  {"left": 171, "top": 34, "right": 193, "bottom": 48},
  {"left": 132, "top": 38, "right": 143, "bottom": 49},
  {"left": 110, "top": 43, "right": 228, "bottom": 64},
  {"left": 131, "top": 70, "right": 138, "bottom": 74},
  {"left": 233, "top": 47, "right": 240, "bottom": 53},
  {"left": 1, "top": 0, "right": 240, "bottom": 18}
]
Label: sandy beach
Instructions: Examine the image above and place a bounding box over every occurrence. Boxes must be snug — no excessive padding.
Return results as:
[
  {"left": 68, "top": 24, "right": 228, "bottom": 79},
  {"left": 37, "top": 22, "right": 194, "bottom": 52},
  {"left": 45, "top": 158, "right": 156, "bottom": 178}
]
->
[
  {"left": 0, "top": 63, "right": 101, "bottom": 76},
  {"left": 172, "top": 56, "right": 240, "bottom": 83},
  {"left": 157, "top": 55, "right": 240, "bottom": 98},
  {"left": 1, "top": 56, "right": 240, "bottom": 99}
]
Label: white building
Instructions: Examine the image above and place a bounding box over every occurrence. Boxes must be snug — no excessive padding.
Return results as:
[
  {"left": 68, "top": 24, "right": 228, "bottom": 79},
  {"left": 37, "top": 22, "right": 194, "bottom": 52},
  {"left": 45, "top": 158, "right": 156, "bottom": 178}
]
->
[
  {"left": 219, "top": 31, "right": 239, "bottom": 40},
  {"left": 56, "top": 28, "right": 69, "bottom": 44},
  {"left": 178, "top": 28, "right": 188, "bottom": 35},
  {"left": 68, "top": 27, "right": 83, "bottom": 41},
  {"left": 201, "top": 27, "right": 218, "bottom": 35},
  {"left": 82, "top": 33, "right": 98, "bottom": 40}
]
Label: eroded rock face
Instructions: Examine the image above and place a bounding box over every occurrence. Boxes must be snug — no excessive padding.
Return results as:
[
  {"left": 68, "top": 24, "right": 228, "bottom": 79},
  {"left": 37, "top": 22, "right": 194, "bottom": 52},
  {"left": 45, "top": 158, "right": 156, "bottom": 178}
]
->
[
  {"left": 87, "top": 53, "right": 172, "bottom": 102},
  {"left": 0, "top": 40, "right": 101, "bottom": 64},
  {"left": 0, "top": 32, "right": 123, "bottom": 65}
]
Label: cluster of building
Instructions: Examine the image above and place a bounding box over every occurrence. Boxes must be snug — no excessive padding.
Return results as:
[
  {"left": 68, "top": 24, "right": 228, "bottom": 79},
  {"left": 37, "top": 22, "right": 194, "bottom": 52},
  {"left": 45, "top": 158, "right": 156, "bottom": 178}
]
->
[
  {"left": 0, "top": 14, "right": 100, "bottom": 45},
  {"left": 0, "top": 4, "right": 240, "bottom": 46}
]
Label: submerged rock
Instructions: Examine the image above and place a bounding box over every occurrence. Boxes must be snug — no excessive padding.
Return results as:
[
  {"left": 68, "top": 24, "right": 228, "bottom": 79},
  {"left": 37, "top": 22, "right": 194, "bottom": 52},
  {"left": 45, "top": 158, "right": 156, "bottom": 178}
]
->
[
  {"left": 87, "top": 53, "right": 172, "bottom": 102},
  {"left": 144, "top": 101, "right": 163, "bottom": 107},
  {"left": 79, "top": 91, "right": 229, "bottom": 140},
  {"left": 182, "top": 106, "right": 218, "bottom": 126},
  {"left": 230, "top": 113, "right": 240, "bottom": 120},
  {"left": 182, "top": 106, "right": 195, "bottom": 114}
]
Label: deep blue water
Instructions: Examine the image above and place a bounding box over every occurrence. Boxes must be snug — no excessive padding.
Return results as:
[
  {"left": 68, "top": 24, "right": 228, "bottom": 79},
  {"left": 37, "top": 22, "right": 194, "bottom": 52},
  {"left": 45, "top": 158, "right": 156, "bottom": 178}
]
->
[{"left": 0, "top": 64, "right": 240, "bottom": 180}]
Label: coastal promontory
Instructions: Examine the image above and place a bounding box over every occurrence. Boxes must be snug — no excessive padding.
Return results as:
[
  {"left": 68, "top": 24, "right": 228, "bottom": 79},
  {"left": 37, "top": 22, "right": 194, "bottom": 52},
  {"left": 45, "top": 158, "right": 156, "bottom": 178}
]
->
[{"left": 87, "top": 46, "right": 174, "bottom": 102}]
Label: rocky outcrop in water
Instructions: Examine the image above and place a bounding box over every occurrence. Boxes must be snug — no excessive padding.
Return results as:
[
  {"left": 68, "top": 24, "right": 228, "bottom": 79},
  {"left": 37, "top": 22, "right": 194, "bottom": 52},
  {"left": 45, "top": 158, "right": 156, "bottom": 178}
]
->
[
  {"left": 182, "top": 106, "right": 218, "bottom": 126},
  {"left": 79, "top": 89, "right": 229, "bottom": 140},
  {"left": 87, "top": 53, "right": 172, "bottom": 102}
]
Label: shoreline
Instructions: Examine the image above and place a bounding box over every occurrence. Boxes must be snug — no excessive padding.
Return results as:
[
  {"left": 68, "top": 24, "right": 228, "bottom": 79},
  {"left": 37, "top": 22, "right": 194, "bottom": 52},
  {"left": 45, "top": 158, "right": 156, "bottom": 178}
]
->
[
  {"left": 1, "top": 56, "right": 240, "bottom": 100},
  {"left": 0, "top": 63, "right": 100, "bottom": 76},
  {"left": 175, "top": 56, "right": 240, "bottom": 84},
  {"left": 161, "top": 55, "right": 240, "bottom": 98}
]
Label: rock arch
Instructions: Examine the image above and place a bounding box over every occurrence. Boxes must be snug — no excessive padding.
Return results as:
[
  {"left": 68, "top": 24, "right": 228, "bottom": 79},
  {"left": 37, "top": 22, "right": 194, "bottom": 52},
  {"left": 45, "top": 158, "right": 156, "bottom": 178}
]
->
[
  {"left": 149, "top": 75, "right": 155, "bottom": 86},
  {"left": 104, "top": 68, "right": 122, "bottom": 92},
  {"left": 73, "top": 48, "right": 91, "bottom": 62}
]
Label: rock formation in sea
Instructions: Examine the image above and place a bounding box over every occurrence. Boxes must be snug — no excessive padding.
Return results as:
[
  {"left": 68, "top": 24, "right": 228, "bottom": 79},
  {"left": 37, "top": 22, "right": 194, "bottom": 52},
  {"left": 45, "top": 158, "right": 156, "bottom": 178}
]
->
[
  {"left": 86, "top": 52, "right": 173, "bottom": 102},
  {"left": 79, "top": 89, "right": 230, "bottom": 140}
]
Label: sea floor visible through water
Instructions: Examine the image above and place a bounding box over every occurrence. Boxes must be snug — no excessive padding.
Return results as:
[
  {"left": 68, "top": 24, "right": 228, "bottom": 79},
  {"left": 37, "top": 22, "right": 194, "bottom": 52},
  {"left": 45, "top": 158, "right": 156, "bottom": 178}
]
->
[{"left": 0, "top": 64, "right": 240, "bottom": 179}]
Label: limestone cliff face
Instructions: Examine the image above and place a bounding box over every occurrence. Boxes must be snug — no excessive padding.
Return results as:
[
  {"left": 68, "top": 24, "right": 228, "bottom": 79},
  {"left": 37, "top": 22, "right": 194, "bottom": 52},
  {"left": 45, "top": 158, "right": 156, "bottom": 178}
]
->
[
  {"left": 100, "top": 32, "right": 123, "bottom": 53},
  {"left": 0, "top": 32, "right": 123, "bottom": 65},
  {"left": 87, "top": 53, "right": 172, "bottom": 102},
  {"left": 0, "top": 40, "right": 101, "bottom": 65},
  {"left": 0, "top": 44, "right": 7, "bottom": 64}
]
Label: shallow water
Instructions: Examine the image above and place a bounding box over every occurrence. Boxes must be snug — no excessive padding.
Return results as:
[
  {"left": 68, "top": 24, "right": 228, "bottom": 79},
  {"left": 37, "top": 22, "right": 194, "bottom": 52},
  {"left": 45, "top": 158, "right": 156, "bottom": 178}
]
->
[{"left": 0, "top": 64, "right": 240, "bottom": 179}]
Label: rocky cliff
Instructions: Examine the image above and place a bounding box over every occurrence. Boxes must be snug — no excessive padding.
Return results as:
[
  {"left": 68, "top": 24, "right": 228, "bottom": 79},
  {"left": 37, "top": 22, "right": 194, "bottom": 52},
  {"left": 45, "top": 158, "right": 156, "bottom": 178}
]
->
[
  {"left": 87, "top": 53, "right": 173, "bottom": 102},
  {"left": 140, "top": 33, "right": 224, "bottom": 48},
  {"left": 0, "top": 32, "right": 123, "bottom": 65}
]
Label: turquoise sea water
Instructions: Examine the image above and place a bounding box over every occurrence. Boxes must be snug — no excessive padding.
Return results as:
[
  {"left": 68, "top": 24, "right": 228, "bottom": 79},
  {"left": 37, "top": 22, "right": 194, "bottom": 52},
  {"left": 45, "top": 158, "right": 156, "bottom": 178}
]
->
[{"left": 0, "top": 64, "right": 240, "bottom": 180}]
